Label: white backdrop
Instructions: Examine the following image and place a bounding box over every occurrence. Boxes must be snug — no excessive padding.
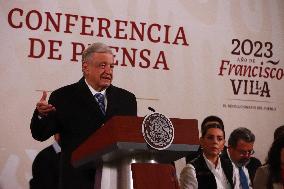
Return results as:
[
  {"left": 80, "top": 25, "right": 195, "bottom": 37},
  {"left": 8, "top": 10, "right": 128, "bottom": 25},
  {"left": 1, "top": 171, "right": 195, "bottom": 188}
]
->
[{"left": 0, "top": 0, "right": 284, "bottom": 188}]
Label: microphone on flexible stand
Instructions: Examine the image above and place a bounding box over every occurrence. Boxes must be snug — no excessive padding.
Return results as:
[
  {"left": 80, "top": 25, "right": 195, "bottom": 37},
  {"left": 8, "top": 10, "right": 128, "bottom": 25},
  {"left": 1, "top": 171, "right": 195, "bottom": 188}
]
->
[{"left": 148, "top": 107, "right": 156, "bottom": 113}]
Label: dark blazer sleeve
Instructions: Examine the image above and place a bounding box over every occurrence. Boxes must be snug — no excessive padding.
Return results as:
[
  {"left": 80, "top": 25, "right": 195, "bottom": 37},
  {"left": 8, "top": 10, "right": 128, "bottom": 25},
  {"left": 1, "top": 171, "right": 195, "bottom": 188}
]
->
[
  {"left": 122, "top": 91, "right": 137, "bottom": 116},
  {"left": 30, "top": 145, "right": 60, "bottom": 189},
  {"left": 30, "top": 92, "right": 58, "bottom": 141},
  {"left": 106, "top": 85, "right": 137, "bottom": 118},
  {"left": 246, "top": 156, "right": 262, "bottom": 182}
]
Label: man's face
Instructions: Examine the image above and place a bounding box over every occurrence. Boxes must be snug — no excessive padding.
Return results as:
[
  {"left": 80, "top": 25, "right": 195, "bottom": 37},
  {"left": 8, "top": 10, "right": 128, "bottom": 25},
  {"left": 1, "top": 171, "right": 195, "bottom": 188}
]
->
[
  {"left": 83, "top": 52, "right": 114, "bottom": 91},
  {"left": 228, "top": 139, "right": 254, "bottom": 167}
]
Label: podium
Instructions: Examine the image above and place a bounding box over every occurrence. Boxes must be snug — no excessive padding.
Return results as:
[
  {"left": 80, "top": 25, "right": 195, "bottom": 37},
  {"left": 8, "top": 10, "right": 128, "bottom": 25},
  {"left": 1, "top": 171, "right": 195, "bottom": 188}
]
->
[{"left": 71, "top": 116, "right": 199, "bottom": 189}]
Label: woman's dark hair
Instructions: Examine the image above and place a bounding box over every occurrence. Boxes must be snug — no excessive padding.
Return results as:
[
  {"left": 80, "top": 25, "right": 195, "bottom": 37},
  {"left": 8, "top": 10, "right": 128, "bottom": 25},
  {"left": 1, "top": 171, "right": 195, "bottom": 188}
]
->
[
  {"left": 274, "top": 125, "right": 284, "bottom": 140},
  {"left": 266, "top": 136, "right": 284, "bottom": 188},
  {"left": 201, "top": 115, "right": 225, "bottom": 138}
]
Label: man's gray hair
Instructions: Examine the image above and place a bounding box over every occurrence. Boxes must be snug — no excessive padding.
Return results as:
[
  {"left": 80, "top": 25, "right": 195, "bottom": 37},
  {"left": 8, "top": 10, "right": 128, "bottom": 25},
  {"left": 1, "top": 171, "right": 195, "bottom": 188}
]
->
[
  {"left": 82, "top": 42, "right": 113, "bottom": 63},
  {"left": 228, "top": 127, "right": 255, "bottom": 148}
]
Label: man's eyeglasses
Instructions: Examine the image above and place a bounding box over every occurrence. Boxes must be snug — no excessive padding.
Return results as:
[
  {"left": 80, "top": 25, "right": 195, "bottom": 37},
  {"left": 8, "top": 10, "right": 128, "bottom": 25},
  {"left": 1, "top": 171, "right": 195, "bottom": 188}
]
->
[{"left": 235, "top": 149, "right": 255, "bottom": 156}]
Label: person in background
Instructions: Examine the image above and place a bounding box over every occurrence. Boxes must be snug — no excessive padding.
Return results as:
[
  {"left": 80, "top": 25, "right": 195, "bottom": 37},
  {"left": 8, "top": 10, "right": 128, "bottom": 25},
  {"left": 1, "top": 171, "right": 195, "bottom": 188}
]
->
[
  {"left": 180, "top": 116, "right": 233, "bottom": 189},
  {"left": 224, "top": 127, "right": 256, "bottom": 189},
  {"left": 253, "top": 136, "right": 284, "bottom": 189},
  {"left": 186, "top": 116, "right": 261, "bottom": 183},
  {"left": 243, "top": 124, "right": 284, "bottom": 183},
  {"left": 185, "top": 115, "right": 224, "bottom": 162},
  {"left": 245, "top": 156, "right": 262, "bottom": 184},
  {"left": 30, "top": 42, "right": 137, "bottom": 189},
  {"left": 30, "top": 133, "right": 61, "bottom": 189},
  {"left": 274, "top": 125, "right": 284, "bottom": 140}
]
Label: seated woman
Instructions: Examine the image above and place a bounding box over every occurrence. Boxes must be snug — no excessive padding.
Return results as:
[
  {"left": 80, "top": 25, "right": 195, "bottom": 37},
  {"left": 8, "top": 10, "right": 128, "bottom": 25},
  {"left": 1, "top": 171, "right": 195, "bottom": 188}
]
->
[
  {"left": 253, "top": 136, "right": 284, "bottom": 189},
  {"left": 179, "top": 121, "right": 233, "bottom": 189}
]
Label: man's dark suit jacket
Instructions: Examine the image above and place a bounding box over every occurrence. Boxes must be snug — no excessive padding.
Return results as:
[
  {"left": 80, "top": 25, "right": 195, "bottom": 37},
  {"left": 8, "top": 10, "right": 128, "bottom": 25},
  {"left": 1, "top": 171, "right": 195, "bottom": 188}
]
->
[
  {"left": 30, "top": 144, "right": 60, "bottom": 189},
  {"left": 30, "top": 78, "right": 137, "bottom": 189},
  {"left": 221, "top": 147, "right": 262, "bottom": 184}
]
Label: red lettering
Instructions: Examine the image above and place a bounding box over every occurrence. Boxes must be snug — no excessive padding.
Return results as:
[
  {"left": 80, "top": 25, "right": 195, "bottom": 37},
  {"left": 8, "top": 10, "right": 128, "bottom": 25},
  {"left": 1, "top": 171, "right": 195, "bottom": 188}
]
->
[
  {"left": 218, "top": 60, "right": 230, "bottom": 76},
  {"left": 44, "top": 12, "right": 62, "bottom": 32},
  {"left": 163, "top": 25, "right": 171, "bottom": 44},
  {"left": 26, "top": 10, "right": 42, "bottom": 30},
  {"left": 276, "top": 69, "right": 284, "bottom": 80},
  {"left": 129, "top": 21, "right": 146, "bottom": 41},
  {"left": 270, "top": 68, "right": 276, "bottom": 79},
  {"left": 109, "top": 46, "right": 119, "bottom": 65},
  {"left": 148, "top": 24, "right": 161, "bottom": 43},
  {"left": 97, "top": 17, "right": 112, "bottom": 38},
  {"left": 139, "top": 49, "right": 151, "bottom": 68},
  {"left": 64, "top": 14, "right": 78, "bottom": 33},
  {"left": 28, "top": 38, "right": 45, "bottom": 58},
  {"left": 48, "top": 40, "right": 62, "bottom": 60},
  {"left": 121, "top": 48, "right": 137, "bottom": 67},
  {"left": 80, "top": 16, "right": 94, "bottom": 36},
  {"left": 114, "top": 20, "right": 127, "bottom": 39},
  {"left": 71, "top": 42, "right": 85, "bottom": 62},
  {"left": 8, "top": 8, "right": 23, "bottom": 28},
  {"left": 263, "top": 67, "right": 270, "bottom": 78},
  {"left": 153, "top": 51, "right": 169, "bottom": 70},
  {"left": 173, "top": 27, "right": 189, "bottom": 46},
  {"left": 252, "top": 66, "right": 258, "bottom": 77}
]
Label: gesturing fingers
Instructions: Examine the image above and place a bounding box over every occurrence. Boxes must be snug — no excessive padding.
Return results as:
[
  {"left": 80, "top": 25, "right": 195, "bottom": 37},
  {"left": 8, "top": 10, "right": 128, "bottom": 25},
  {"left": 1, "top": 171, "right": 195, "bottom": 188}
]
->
[
  {"left": 36, "top": 91, "right": 56, "bottom": 116},
  {"left": 36, "top": 103, "right": 56, "bottom": 116},
  {"left": 40, "top": 91, "right": 47, "bottom": 102}
]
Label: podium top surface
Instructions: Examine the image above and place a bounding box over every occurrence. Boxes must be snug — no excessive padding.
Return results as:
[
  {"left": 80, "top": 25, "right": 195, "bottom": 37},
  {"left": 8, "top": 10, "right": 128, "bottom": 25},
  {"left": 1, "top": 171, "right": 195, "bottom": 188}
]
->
[{"left": 72, "top": 116, "right": 199, "bottom": 167}]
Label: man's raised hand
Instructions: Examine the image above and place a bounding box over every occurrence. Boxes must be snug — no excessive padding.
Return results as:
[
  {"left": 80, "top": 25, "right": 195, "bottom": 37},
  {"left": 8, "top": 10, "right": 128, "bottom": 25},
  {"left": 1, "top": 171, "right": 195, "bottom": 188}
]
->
[{"left": 36, "top": 91, "right": 56, "bottom": 117}]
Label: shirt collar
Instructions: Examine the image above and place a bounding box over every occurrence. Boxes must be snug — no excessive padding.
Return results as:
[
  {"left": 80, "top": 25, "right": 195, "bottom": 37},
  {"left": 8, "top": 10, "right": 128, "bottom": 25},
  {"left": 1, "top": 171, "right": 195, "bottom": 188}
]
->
[
  {"left": 85, "top": 79, "right": 106, "bottom": 96},
  {"left": 52, "top": 141, "right": 61, "bottom": 154},
  {"left": 203, "top": 153, "right": 221, "bottom": 170},
  {"left": 227, "top": 148, "right": 244, "bottom": 168}
]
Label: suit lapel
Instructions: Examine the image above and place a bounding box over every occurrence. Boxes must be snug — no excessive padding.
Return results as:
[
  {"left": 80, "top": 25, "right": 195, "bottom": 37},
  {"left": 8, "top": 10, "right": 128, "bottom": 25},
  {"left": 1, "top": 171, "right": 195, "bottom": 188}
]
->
[
  {"left": 221, "top": 156, "right": 234, "bottom": 187},
  {"left": 220, "top": 149, "right": 234, "bottom": 187},
  {"left": 105, "top": 85, "right": 117, "bottom": 119},
  {"left": 75, "top": 78, "right": 105, "bottom": 118}
]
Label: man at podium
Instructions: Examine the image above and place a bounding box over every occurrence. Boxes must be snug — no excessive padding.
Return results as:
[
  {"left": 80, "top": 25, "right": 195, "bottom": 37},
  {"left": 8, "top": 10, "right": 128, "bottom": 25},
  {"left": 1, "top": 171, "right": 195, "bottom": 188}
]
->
[{"left": 30, "top": 42, "right": 137, "bottom": 189}]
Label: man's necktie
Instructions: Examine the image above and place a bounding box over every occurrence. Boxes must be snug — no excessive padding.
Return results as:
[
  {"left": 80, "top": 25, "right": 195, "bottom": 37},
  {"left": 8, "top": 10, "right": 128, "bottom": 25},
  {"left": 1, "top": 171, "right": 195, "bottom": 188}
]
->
[
  {"left": 239, "top": 167, "right": 249, "bottom": 189},
  {"left": 94, "top": 93, "right": 106, "bottom": 115}
]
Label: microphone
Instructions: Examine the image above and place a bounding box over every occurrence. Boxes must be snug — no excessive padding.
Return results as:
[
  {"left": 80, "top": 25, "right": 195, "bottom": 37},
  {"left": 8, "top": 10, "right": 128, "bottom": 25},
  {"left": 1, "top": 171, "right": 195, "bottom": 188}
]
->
[{"left": 148, "top": 107, "right": 156, "bottom": 112}]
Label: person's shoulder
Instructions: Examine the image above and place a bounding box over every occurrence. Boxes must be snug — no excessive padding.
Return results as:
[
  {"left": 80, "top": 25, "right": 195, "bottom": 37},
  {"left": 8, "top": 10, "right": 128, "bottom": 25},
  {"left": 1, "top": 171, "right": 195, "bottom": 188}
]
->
[
  {"left": 180, "top": 163, "right": 196, "bottom": 176},
  {"left": 33, "top": 145, "right": 54, "bottom": 163},
  {"left": 108, "top": 85, "right": 136, "bottom": 97},
  {"left": 50, "top": 79, "right": 83, "bottom": 98},
  {"left": 52, "top": 81, "right": 80, "bottom": 94},
  {"left": 254, "top": 165, "right": 269, "bottom": 179},
  {"left": 37, "top": 145, "right": 54, "bottom": 155},
  {"left": 190, "top": 154, "right": 204, "bottom": 167},
  {"left": 257, "top": 164, "right": 269, "bottom": 172},
  {"left": 253, "top": 165, "right": 269, "bottom": 189},
  {"left": 220, "top": 154, "right": 233, "bottom": 166},
  {"left": 186, "top": 150, "right": 200, "bottom": 163},
  {"left": 179, "top": 163, "right": 196, "bottom": 187},
  {"left": 249, "top": 156, "right": 261, "bottom": 165}
]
